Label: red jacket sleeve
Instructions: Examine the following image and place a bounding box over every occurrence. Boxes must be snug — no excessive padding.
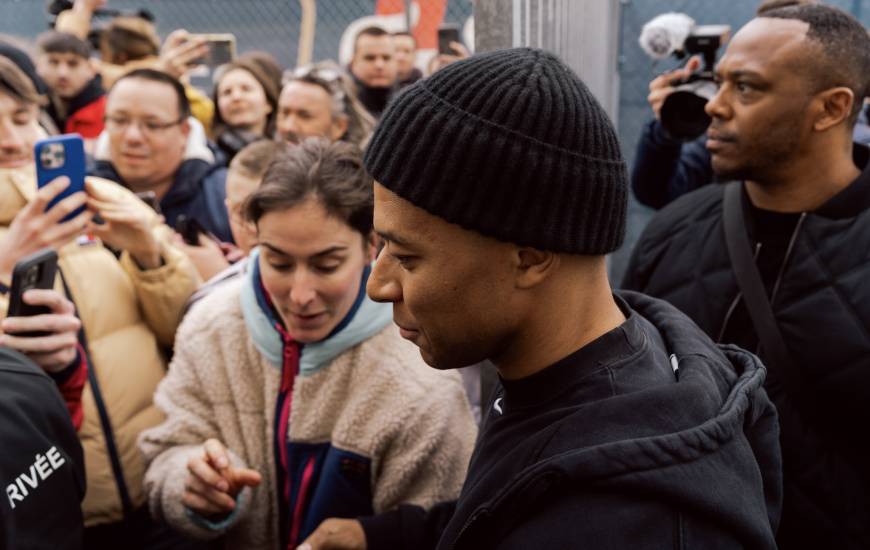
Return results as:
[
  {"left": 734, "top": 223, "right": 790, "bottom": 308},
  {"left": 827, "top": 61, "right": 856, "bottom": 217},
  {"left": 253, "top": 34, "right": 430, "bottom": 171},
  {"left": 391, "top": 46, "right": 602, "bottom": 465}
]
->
[{"left": 51, "top": 344, "right": 88, "bottom": 431}]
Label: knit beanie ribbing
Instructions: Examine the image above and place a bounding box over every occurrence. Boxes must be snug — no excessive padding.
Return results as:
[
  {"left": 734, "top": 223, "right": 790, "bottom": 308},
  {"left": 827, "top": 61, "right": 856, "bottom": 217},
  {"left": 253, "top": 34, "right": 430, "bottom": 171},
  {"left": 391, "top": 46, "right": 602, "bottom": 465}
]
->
[{"left": 364, "top": 48, "right": 628, "bottom": 254}]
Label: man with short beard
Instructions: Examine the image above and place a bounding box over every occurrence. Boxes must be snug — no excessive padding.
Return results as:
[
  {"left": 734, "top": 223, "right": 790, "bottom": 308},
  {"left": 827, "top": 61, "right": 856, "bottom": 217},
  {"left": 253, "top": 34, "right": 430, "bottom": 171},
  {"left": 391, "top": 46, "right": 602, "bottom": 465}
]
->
[{"left": 623, "top": 5, "right": 870, "bottom": 548}]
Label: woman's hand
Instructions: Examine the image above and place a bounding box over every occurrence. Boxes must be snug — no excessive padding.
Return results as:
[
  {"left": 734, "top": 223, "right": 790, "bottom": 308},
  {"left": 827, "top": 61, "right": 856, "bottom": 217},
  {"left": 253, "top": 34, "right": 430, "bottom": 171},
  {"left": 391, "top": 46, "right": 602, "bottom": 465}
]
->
[{"left": 183, "top": 439, "right": 262, "bottom": 518}]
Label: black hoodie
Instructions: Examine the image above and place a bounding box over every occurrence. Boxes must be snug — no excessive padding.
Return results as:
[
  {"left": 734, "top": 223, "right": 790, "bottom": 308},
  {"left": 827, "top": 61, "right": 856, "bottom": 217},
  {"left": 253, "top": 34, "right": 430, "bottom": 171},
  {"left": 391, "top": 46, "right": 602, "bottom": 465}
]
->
[{"left": 361, "top": 291, "right": 782, "bottom": 549}]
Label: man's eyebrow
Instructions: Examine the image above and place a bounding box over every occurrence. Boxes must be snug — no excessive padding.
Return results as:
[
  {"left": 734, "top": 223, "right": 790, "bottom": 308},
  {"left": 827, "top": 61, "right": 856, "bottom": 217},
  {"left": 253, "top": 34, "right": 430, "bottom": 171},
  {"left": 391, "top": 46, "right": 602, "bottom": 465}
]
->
[
  {"left": 376, "top": 229, "right": 411, "bottom": 247},
  {"left": 724, "top": 69, "right": 765, "bottom": 80}
]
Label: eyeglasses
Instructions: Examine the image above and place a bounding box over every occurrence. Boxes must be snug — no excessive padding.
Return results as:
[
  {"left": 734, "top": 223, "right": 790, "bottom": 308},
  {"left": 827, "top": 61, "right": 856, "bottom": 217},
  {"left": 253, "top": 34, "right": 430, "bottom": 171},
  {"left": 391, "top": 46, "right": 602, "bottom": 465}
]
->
[{"left": 103, "top": 115, "right": 184, "bottom": 137}]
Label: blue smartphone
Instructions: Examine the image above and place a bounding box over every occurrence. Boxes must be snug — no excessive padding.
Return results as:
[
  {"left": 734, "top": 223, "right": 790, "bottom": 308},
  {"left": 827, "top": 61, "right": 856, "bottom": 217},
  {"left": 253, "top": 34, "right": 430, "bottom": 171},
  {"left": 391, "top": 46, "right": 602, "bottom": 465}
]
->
[{"left": 34, "top": 134, "right": 86, "bottom": 223}]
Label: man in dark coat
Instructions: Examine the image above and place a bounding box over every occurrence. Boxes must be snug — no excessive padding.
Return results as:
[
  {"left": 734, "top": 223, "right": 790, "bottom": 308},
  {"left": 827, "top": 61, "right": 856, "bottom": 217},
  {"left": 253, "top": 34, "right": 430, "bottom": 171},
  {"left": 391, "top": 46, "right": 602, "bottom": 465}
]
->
[
  {"left": 298, "top": 47, "right": 782, "bottom": 550},
  {"left": 623, "top": 5, "right": 870, "bottom": 548}
]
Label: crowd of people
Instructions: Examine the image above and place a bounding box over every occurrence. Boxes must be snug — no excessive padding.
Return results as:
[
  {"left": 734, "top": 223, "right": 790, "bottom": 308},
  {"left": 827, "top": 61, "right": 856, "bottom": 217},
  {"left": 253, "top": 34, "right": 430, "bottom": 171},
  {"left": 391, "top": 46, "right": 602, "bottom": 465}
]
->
[{"left": 1, "top": 0, "right": 869, "bottom": 549}]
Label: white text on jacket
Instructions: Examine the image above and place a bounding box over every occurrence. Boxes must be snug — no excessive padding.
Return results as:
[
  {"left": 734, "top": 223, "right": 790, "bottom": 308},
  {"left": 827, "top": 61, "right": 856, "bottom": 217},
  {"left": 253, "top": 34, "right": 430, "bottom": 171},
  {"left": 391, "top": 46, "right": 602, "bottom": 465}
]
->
[{"left": 5, "top": 446, "right": 66, "bottom": 509}]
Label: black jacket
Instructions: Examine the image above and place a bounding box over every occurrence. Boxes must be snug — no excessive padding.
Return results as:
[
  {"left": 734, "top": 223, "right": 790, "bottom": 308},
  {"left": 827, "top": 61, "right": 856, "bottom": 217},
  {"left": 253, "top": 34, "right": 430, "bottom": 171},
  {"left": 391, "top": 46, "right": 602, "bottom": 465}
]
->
[
  {"left": 0, "top": 348, "right": 85, "bottom": 550},
  {"left": 361, "top": 292, "right": 782, "bottom": 549},
  {"left": 622, "top": 148, "right": 870, "bottom": 548}
]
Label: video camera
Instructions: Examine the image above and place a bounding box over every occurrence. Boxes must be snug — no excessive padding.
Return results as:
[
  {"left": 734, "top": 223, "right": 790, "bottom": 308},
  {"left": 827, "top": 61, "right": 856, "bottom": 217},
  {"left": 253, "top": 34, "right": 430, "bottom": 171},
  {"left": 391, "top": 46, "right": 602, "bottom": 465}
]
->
[{"left": 639, "top": 13, "right": 730, "bottom": 140}]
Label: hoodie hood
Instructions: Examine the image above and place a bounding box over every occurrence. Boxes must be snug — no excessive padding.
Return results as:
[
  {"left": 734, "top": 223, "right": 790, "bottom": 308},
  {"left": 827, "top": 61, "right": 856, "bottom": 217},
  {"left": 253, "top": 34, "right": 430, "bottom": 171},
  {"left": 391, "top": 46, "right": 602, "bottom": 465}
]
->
[{"left": 449, "top": 291, "right": 781, "bottom": 549}]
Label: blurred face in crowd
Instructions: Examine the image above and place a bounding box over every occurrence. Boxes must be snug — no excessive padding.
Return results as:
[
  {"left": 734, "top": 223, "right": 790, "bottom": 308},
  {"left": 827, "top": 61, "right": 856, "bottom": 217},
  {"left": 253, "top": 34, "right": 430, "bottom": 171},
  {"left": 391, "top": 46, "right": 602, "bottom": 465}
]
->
[
  {"left": 105, "top": 78, "right": 189, "bottom": 193},
  {"left": 0, "top": 91, "right": 39, "bottom": 170},
  {"left": 351, "top": 34, "right": 398, "bottom": 89},
  {"left": 704, "top": 17, "right": 819, "bottom": 182},
  {"left": 392, "top": 34, "right": 417, "bottom": 81},
  {"left": 277, "top": 81, "right": 347, "bottom": 144},
  {"left": 257, "top": 197, "right": 376, "bottom": 343},
  {"left": 217, "top": 68, "right": 272, "bottom": 135},
  {"left": 225, "top": 169, "right": 259, "bottom": 255},
  {"left": 367, "top": 183, "right": 521, "bottom": 369},
  {"left": 37, "top": 52, "right": 95, "bottom": 99}
]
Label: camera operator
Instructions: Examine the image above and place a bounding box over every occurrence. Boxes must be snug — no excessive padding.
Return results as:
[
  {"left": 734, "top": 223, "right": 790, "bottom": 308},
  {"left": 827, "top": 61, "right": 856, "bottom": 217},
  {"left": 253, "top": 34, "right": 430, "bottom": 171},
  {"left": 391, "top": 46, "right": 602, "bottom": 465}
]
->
[
  {"left": 630, "top": 0, "right": 870, "bottom": 211},
  {"left": 631, "top": 54, "right": 713, "bottom": 209}
]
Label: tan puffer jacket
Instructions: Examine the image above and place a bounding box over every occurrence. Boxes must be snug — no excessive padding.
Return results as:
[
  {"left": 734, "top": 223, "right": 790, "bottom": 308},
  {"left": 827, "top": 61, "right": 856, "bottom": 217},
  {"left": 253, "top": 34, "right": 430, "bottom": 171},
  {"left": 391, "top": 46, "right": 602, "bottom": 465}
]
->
[{"left": 0, "top": 165, "right": 200, "bottom": 526}]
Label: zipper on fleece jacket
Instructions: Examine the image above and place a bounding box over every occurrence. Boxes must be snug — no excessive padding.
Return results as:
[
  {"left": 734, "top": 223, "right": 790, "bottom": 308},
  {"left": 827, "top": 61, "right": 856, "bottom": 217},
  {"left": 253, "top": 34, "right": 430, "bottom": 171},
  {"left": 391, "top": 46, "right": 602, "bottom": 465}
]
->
[
  {"left": 288, "top": 455, "right": 317, "bottom": 548},
  {"left": 272, "top": 320, "right": 300, "bottom": 550}
]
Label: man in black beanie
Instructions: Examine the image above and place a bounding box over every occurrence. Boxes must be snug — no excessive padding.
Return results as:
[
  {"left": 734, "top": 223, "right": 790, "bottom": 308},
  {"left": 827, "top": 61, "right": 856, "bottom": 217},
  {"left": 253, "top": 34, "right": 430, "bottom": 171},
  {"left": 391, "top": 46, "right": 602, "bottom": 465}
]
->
[{"left": 299, "top": 48, "right": 782, "bottom": 550}]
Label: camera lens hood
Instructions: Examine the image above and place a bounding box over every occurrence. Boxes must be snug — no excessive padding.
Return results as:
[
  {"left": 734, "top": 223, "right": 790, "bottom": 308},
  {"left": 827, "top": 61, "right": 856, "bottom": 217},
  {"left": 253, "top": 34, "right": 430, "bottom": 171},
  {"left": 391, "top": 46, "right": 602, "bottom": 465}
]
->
[{"left": 660, "top": 79, "right": 718, "bottom": 141}]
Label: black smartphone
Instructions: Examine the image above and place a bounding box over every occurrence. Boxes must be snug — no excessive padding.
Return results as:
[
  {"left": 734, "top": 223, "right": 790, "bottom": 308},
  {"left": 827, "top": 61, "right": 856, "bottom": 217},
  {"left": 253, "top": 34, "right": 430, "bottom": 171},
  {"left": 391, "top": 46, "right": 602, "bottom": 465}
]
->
[
  {"left": 135, "top": 191, "right": 162, "bottom": 215},
  {"left": 438, "top": 24, "right": 462, "bottom": 55},
  {"left": 6, "top": 249, "right": 59, "bottom": 337},
  {"left": 176, "top": 214, "right": 207, "bottom": 246}
]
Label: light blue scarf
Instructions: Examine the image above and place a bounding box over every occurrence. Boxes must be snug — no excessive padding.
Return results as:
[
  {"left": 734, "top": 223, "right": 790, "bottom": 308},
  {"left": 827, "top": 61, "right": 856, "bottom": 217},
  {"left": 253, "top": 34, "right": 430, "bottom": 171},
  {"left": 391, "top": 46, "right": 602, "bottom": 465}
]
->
[{"left": 239, "top": 248, "right": 393, "bottom": 375}]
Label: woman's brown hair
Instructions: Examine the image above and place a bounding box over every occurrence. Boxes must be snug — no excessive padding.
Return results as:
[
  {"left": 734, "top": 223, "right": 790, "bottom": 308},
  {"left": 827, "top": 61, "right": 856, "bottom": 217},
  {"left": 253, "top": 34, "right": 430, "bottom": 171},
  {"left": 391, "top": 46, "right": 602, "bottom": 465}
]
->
[{"left": 244, "top": 138, "right": 373, "bottom": 237}]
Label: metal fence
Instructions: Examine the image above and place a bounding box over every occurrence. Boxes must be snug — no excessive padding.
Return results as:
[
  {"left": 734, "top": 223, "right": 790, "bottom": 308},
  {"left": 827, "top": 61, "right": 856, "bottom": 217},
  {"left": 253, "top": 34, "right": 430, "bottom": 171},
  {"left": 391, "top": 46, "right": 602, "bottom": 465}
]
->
[{"left": 0, "top": 0, "right": 473, "bottom": 70}]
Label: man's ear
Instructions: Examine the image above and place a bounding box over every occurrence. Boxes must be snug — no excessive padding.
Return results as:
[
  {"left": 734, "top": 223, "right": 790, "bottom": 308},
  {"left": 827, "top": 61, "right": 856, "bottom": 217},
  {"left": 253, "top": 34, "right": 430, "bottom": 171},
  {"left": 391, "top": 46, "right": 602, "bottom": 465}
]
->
[
  {"left": 514, "top": 247, "right": 559, "bottom": 290},
  {"left": 330, "top": 114, "right": 349, "bottom": 141},
  {"left": 179, "top": 118, "right": 191, "bottom": 138},
  {"left": 814, "top": 86, "right": 855, "bottom": 132}
]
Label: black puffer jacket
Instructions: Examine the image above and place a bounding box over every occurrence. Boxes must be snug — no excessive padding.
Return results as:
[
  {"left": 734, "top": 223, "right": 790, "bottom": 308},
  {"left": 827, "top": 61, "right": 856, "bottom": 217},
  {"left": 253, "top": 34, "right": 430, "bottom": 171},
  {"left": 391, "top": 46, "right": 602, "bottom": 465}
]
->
[{"left": 622, "top": 153, "right": 870, "bottom": 548}]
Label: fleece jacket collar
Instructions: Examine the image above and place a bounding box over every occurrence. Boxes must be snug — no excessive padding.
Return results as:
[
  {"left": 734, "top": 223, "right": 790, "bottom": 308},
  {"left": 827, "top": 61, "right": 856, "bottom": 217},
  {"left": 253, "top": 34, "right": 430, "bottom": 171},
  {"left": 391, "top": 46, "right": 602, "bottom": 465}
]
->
[{"left": 239, "top": 248, "right": 392, "bottom": 375}]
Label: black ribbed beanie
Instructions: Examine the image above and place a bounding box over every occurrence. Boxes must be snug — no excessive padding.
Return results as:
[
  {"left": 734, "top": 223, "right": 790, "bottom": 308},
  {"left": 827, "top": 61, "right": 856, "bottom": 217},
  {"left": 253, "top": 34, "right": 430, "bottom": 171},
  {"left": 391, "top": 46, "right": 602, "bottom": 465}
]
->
[{"left": 364, "top": 47, "right": 628, "bottom": 254}]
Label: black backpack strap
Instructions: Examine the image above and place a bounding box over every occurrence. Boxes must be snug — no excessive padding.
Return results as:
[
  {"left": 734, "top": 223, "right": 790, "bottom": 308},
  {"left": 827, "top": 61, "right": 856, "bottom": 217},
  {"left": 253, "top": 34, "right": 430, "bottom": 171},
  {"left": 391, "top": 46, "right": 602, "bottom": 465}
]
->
[
  {"left": 722, "top": 182, "right": 799, "bottom": 394},
  {"left": 58, "top": 269, "right": 135, "bottom": 521}
]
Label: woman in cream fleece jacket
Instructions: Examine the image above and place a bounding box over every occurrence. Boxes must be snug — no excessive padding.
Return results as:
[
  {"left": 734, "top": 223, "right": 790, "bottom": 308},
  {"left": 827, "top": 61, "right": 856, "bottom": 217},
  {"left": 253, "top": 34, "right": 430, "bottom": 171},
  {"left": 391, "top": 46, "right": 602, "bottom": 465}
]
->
[{"left": 139, "top": 139, "right": 477, "bottom": 549}]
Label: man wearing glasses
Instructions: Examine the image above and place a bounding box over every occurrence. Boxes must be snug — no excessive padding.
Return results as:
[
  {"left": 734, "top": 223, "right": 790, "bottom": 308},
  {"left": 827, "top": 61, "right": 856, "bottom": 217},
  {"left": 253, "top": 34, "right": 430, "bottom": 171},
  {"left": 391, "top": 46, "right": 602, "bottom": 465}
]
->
[{"left": 90, "top": 69, "right": 232, "bottom": 242}]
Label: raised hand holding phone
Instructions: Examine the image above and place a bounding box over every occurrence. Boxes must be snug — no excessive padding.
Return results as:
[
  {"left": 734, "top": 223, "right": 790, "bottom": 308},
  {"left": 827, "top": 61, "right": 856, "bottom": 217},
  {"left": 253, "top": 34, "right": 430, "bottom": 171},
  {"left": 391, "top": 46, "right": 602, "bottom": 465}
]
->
[{"left": 0, "top": 176, "right": 92, "bottom": 284}]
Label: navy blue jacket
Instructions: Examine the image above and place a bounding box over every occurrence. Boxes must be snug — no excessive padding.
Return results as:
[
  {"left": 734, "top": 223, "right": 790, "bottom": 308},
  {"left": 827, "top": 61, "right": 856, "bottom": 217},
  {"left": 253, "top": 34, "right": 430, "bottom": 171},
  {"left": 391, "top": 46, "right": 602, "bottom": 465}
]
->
[
  {"left": 630, "top": 119, "right": 712, "bottom": 210},
  {"left": 90, "top": 151, "right": 232, "bottom": 243},
  {"left": 361, "top": 292, "right": 782, "bottom": 549}
]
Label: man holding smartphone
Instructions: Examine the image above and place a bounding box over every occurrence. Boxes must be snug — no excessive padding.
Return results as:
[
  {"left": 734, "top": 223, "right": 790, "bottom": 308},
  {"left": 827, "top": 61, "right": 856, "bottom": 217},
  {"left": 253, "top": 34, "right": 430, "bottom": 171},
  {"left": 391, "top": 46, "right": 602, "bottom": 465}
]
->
[{"left": 0, "top": 56, "right": 202, "bottom": 548}]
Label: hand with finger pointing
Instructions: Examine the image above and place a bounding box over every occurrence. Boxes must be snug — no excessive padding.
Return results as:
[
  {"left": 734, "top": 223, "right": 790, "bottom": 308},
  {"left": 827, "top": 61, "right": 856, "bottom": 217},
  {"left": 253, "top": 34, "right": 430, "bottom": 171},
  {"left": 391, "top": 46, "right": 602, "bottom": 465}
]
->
[{"left": 183, "top": 439, "right": 262, "bottom": 519}]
